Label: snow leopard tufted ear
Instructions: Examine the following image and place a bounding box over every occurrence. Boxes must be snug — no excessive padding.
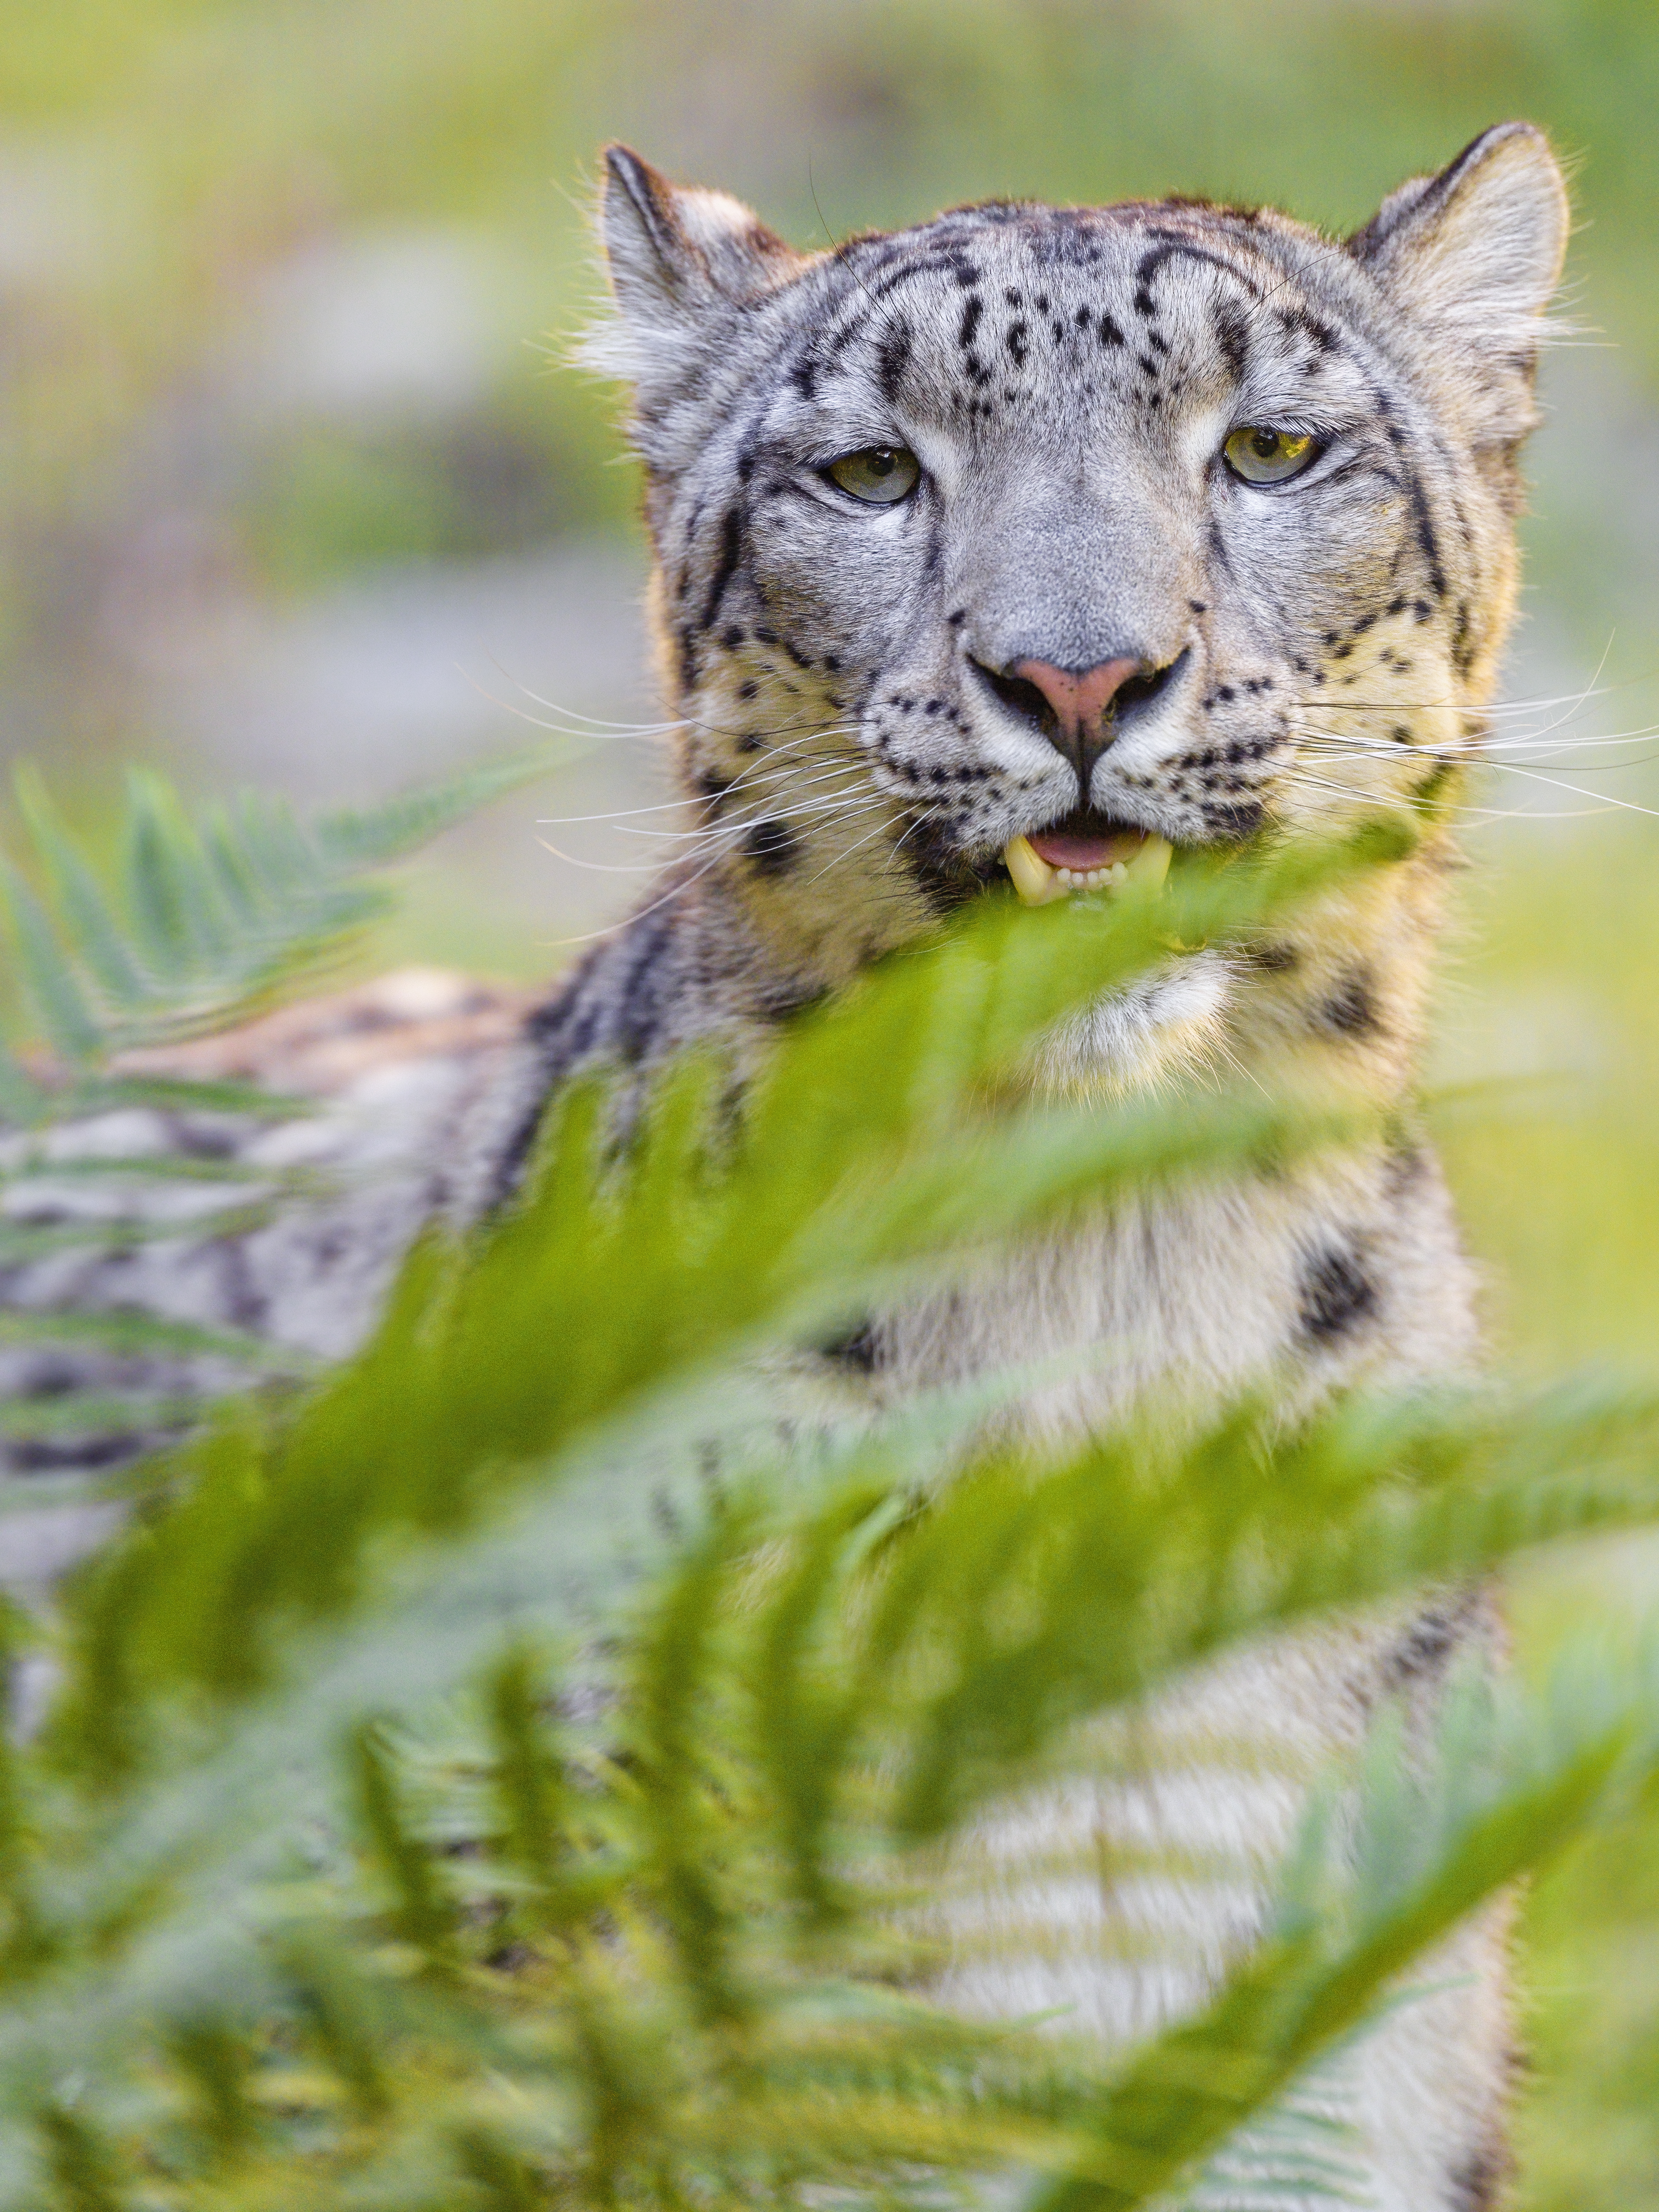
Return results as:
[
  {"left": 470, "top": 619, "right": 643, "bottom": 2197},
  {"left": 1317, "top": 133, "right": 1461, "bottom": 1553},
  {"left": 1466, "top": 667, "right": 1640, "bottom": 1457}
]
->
[
  {"left": 1349, "top": 123, "right": 1569, "bottom": 437},
  {"left": 585, "top": 145, "right": 804, "bottom": 395}
]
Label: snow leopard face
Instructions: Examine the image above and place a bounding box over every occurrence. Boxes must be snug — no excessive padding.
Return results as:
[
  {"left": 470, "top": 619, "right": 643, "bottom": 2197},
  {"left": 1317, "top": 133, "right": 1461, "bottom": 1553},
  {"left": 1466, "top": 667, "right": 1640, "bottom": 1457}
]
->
[{"left": 586, "top": 126, "right": 1566, "bottom": 971}]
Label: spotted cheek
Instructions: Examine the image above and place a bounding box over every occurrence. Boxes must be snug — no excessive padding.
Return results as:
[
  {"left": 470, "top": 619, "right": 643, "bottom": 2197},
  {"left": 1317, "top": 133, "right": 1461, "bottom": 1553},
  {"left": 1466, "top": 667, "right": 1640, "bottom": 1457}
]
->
[
  {"left": 1285, "top": 629, "right": 1462, "bottom": 814},
  {"left": 855, "top": 699, "right": 1030, "bottom": 849},
  {"left": 1108, "top": 711, "right": 1288, "bottom": 843}
]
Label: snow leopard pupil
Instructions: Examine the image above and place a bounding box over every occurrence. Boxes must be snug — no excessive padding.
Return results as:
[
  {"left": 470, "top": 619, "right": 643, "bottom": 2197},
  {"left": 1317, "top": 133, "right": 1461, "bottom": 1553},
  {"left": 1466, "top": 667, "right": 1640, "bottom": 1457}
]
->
[
  {"left": 825, "top": 446, "right": 921, "bottom": 505},
  {"left": 1222, "top": 426, "right": 1319, "bottom": 485}
]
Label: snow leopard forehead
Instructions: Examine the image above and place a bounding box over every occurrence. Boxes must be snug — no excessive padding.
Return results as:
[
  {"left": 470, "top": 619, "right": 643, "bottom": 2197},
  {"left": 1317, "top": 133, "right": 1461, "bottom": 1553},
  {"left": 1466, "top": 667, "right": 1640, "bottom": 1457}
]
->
[{"left": 585, "top": 129, "right": 1566, "bottom": 944}]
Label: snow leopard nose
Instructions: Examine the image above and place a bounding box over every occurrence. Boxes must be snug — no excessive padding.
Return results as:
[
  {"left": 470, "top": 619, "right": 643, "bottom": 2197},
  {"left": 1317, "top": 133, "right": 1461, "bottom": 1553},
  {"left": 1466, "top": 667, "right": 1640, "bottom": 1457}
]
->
[
  {"left": 1014, "top": 657, "right": 1141, "bottom": 742},
  {"left": 972, "top": 654, "right": 1142, "bottom": 781}
]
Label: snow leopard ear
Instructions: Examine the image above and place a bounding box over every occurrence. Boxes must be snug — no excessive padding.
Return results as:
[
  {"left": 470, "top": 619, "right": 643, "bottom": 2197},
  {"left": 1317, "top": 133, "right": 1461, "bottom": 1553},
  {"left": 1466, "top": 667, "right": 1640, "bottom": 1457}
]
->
[
  {"left": 1349, "top": 122, "right": 1569, "bottom": 434},
  {"left": 586, "top": 146, "right": 803, "bottom": 395}
]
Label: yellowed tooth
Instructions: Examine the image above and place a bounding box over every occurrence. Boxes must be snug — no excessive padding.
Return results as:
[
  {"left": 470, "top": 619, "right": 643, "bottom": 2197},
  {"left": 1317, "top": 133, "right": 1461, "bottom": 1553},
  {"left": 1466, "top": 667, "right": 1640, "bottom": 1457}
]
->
[
  {"left": 1124, "top": 833, "right": 1172, "bottom": 891},
  {"left": 1004, "top": 834, "right": 1069, "bottom": 907}
]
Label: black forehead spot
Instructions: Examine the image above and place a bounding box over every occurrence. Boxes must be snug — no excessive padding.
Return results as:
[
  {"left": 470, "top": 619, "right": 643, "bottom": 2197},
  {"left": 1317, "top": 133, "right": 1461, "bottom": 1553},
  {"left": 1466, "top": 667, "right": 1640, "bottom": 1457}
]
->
[
  {"left": 1135, "top": 236, "right": 1265, "bottom": 306},
  {"left": 876, "top": 319, "right": 912, "bottom": 401}
]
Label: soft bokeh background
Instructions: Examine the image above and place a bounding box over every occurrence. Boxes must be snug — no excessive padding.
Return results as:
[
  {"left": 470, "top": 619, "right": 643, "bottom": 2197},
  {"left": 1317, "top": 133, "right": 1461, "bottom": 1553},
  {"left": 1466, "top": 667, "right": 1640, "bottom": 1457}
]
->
[{"left": 4, "top": 1, "right": 1658, "bottom": 2199}]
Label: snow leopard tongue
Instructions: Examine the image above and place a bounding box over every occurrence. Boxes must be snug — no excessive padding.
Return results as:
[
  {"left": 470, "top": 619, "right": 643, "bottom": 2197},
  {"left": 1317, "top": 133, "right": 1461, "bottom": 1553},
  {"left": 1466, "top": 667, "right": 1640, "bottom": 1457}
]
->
[
  {"left": 1027, "top": 820, "right": 1148, "bottom": 871},
  {"left": 1002, "top": 813, "right": 1172, "bottom": 907}
]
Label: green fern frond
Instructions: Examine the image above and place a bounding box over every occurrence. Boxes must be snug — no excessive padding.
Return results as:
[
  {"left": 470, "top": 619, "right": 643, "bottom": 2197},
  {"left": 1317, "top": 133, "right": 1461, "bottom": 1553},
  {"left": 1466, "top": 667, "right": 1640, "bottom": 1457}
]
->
[
  {"left": 47, "top": 819, "right": 1402, "bottom": 1753},
  {"left": 1, "top": 794, "right": 1656, "bottom": 2209},
  {"left": 2, "top": 738, "right": 583, "bottom": 1076},
  {"left": 1029, "top": 1656, "right": 1643, "bottom": 2212},
  {"left": 0, "top": 739, "right": 585, "bottom": 1456}
]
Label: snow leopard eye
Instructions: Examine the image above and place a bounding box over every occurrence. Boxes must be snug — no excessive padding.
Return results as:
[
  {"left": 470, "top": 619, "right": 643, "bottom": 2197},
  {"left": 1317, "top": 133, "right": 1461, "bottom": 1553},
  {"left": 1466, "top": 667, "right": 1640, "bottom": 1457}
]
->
[
  {"left": 823, "top": 446, "right": 921, "bottom": 505},
  {"left": 1222, "top": 426, "right": 1322, "bottom": 485}
]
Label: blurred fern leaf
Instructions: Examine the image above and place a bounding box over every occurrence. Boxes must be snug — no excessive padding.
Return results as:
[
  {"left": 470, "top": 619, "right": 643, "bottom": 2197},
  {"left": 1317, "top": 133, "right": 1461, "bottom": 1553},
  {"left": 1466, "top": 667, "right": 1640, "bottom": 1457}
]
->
[
  {"left": 2, "top": 742, "right": 583, "bottom": 1091},
  {"left": 0, "top": 801, "right": 1656, "bottom": 2210}
]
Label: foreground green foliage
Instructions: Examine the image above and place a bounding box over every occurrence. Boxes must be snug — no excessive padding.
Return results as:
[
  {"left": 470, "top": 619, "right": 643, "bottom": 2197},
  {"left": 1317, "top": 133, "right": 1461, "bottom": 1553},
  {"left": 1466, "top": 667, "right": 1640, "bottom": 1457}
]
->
[
  {"left": 4, "top": 800, "right": 1659, "bottom": 2205},
  {"left": 0, "top": 745, "right": 586, "bottom": 1109},
  {"left": 0, "top": 743, "right": 585, "bottom": 1447}
]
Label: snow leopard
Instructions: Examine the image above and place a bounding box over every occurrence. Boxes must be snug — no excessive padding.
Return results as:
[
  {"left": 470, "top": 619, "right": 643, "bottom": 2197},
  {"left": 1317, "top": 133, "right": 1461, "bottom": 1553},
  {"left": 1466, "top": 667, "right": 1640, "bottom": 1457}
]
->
[
  {"left": 1, "top": 123, "right": 1569, "bottom": 2208},
  {"left": 468, "top": 130, "right": 1565, "bottom": 2209}
]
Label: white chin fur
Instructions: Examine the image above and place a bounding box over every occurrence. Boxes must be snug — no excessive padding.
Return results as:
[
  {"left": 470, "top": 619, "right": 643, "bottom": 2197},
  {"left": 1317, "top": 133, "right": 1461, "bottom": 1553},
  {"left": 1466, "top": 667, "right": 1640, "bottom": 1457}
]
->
[{"left": 1029, "top": 955, "right": 1233, "bottom": 1097}]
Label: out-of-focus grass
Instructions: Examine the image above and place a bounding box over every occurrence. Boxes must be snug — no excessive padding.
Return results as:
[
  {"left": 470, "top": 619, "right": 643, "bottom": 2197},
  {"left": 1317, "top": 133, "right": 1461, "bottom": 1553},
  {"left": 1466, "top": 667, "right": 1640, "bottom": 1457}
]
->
[
  {"left": 1432, "top": 821, "right": 1659, "bottom": 2207},
  {"left": 1439, "top": 819, "right": 1659, "bottom": 1374}
]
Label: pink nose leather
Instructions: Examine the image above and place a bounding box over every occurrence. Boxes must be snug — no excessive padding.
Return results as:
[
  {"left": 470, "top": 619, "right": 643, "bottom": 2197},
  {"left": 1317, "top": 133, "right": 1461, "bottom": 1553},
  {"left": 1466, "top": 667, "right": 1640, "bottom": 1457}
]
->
[{"left": 1011, "top": 656, "right": 1141, "bottom": 741}]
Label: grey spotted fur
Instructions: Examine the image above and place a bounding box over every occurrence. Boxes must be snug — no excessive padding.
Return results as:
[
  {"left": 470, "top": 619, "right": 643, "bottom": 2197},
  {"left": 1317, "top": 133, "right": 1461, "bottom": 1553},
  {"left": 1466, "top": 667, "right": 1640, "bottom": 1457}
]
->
[{"left": 2, "top": 123, "right": 1569, "bottom": 2208}]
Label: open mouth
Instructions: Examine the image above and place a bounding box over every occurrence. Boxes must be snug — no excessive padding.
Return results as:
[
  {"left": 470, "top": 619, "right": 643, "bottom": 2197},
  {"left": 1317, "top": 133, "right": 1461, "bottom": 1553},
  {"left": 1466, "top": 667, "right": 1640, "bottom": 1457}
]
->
[{"left": 1002, "top": 809, "right": 1173, "bottom": 906}]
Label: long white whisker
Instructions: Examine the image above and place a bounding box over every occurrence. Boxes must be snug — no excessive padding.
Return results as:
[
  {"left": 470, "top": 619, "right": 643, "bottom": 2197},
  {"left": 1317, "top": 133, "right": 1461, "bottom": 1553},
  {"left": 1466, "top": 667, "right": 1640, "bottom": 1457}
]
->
[
  {"left": 532, "top": 836, "right": 757, "bottom": 950},
  {"left": 1301, "top": 636, "right": 1625, "bottom": 728},
  {"left": 531, "top": 745, "right": 867, "bottom": 832},
  {"left": 615, "top": 789, "right": 894, "bottom": 872},
  {"left": 1288, "top": 729, "right": 1659, "bottom": 819},
  {"left": 534, "top": 838, "right": 667, "bottom": 874},
  {"left": 606, "top": 761, "right": 876, "bottom": 836},
  {"left": 544, "top": 785, "right": 893, "bottom": 876},
  {"left": 1277, "top": 762, "right": 1636, "bottom": 824},
  {"left": 608, "top": 767, "right": 875, "bottom": 842},
  {"left": 804, "top": 804, "right": 925, "bottom": 889},
  {"left": 476, "top": 658, "right": 874, "bottom": 751},
  {"left": 481, "top": 658, "right": 691, "bottom": 735},
  {"left": 1286, "top": 711, "right": 1659, "bottom": 776},
  {"left": 1274, "top": 763, "right": 1507, "bottom": 822}
]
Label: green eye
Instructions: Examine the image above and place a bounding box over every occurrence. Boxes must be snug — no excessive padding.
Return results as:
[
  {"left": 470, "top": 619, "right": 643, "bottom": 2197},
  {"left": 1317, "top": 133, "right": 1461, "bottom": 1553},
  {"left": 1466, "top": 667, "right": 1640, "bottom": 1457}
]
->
[
  {"left": 1222, "top": 426, "right": 1321, "bottom": 485},
  {"left": 825, "top": 446, "right": 921, "bottom": 505}
]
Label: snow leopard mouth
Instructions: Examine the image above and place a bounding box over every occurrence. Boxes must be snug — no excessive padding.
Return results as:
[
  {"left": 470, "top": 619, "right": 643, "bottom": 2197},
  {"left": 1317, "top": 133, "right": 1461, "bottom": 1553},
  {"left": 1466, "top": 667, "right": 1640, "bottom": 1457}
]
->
[{"left": 1001, "top": 807, "right": 1173, "bottom": 906}]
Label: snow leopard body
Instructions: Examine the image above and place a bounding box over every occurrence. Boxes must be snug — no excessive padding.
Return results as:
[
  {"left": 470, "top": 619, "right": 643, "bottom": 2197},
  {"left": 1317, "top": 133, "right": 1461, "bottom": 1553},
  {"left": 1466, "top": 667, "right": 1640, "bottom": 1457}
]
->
[{"left": 1, "top": 124, "right": 1570, "bottom": 2210}]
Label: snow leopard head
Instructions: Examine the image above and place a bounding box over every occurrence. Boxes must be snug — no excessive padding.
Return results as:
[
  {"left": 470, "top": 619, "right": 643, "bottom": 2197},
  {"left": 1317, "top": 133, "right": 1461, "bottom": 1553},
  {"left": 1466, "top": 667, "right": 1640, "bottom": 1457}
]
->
[{"left": 582, "top": 125, "right": 1566, "bottom": 980}]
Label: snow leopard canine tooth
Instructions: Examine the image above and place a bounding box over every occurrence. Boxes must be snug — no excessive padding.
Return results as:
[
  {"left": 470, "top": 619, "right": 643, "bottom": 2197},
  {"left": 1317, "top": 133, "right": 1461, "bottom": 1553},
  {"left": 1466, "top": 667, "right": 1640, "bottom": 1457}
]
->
[
  {"left": 1124, "top": 833, "right": 1173, "bottom": 890},
  {"left": 1003, "top": 834, "right": 1068, "bottom": 906}
]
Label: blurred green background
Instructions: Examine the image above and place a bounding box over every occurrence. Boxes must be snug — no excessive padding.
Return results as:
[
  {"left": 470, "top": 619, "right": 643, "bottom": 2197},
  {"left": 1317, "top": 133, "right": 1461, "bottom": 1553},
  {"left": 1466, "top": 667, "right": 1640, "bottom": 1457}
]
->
[{"left": 4, "top": 0, "right": 1659, "bottom": 2200}]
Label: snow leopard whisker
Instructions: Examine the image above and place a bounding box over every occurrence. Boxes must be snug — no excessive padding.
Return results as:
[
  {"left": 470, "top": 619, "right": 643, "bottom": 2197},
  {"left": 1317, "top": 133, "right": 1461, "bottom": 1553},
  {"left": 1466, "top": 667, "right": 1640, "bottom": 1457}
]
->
[
  {"left": 1295, "top": 734, "right": 1659, "bottom": 780},
  {"left": 1288, "top": 726, "right": 1659, "bottom": 813},
  {"left": 539, "top": 784, "right": 891, "bottom": 875},
  {"left": 1295, "top": 715, "right": 1659, "bottom": 761},
  {"left": 805, "top": 802, "right": 938, "bottom": 890},
  {"left": 534, "top": 838, "right": 667, "bottom": 874},
  {"left": 533, "top": 817, "right": 805, "bottom": 948},
  {"left": 531, "top": 743, "right": 867, "bottom": 832},
  {"left": 1305, "top": 635, "right": 1620, "bottom": 725},
  {"left": 464, "top": 676, "right": 687, "bottom": 743},
  {"left": 617, "top": 785, "right": 892, "bottom": 864},
  {"left": 1304, "top": 687, "right": 1610, "bottom": 719},
  {"left": 478, "top": 670, "right": 871, "bottom": 755},
  {"left": 1299, "top": 640, "right": 1621, "bottom": 748},
  {"left": 1279, "top": 758, "right": 1656, "bottom": 825},
  {"left": 480, "top": 662, "right": 867, "bottom": 750},
  {"left": 605, "top": 764, "right": 876, "bottom": 842}
]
